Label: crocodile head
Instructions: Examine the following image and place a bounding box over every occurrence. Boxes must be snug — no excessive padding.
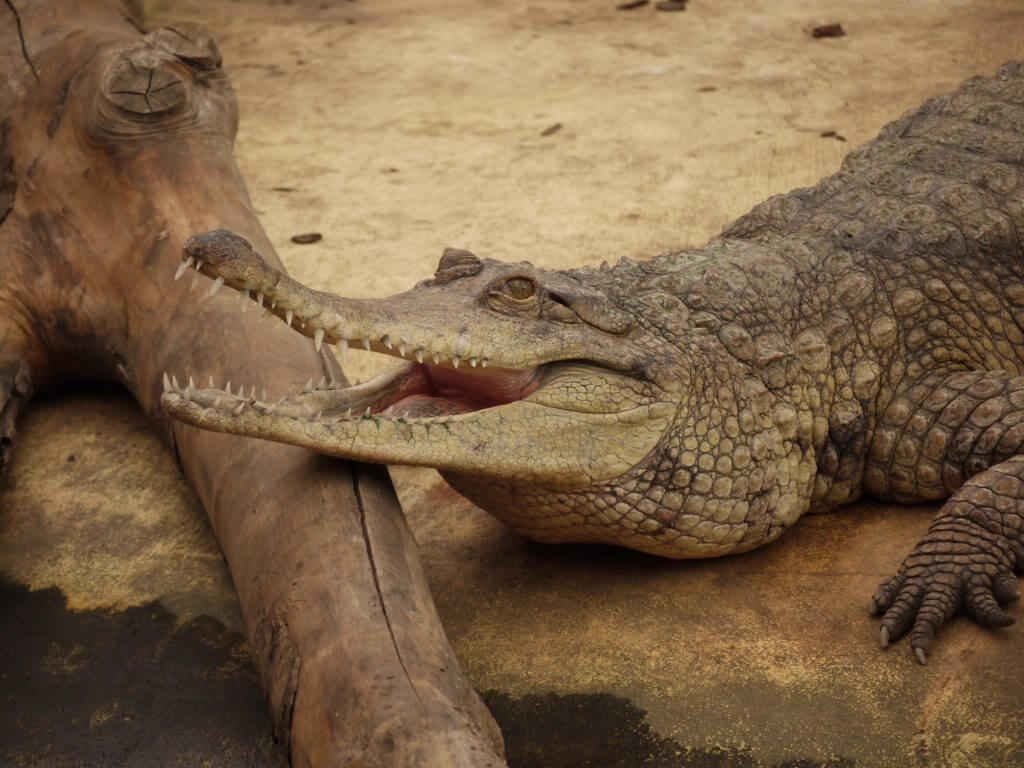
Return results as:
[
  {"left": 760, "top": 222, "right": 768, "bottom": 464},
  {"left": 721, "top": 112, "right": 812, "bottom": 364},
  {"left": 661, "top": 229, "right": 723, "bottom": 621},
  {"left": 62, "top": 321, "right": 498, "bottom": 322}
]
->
[{"left": 162, "top": 229, "right": 813, "bottom": 557}]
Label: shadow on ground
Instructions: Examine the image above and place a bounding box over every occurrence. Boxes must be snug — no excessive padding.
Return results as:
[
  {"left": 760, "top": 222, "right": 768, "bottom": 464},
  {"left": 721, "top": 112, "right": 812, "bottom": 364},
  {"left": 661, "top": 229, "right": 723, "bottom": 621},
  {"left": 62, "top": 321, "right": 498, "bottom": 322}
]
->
[
  {"left": 483, "top": 690, "right": 854, "bottom": 768},
  {"left": 0, "top": 579, "right": 284, "bottom": 768}
]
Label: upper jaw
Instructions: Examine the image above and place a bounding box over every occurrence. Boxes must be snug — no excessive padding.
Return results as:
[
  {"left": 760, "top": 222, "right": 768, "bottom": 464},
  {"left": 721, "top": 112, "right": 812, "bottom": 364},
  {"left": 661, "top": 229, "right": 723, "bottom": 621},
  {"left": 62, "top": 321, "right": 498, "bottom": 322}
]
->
[{"left": 175, "top": 229, "right": 644, "bottom": 374}]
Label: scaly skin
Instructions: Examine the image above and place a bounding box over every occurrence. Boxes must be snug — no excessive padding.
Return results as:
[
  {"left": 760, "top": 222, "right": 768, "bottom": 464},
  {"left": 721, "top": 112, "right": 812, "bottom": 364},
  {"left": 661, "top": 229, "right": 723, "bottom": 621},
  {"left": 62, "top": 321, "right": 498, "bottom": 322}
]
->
[{"left": 164, "top": 62, "right": 1024, "bottom": 662}]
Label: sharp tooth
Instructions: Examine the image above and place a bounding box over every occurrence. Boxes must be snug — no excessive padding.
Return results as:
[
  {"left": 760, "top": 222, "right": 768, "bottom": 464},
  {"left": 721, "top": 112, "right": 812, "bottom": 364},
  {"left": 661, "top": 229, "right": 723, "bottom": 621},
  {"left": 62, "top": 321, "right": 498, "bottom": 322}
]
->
[
  {"left": 225, "top": 381, "right": 232, "bottom": 395},
  {"left": 364, "top": 406, "right": 371, "bottom": 416},
  {"left": 271, "top": 300, "right": 277, "bottom": 309},
  {"left": 250, "top": 385, "right": 257, "bottom": 399},
  {"left": 233, "top": 402, "right": 245, "bottom": 415},
  {"left": 208, "top": 276, "right": 225, "bottom": 297},
  {"left": 303, "top": 377, "right": 313, "bottom": 394},
  {"left": 213, "top": 397, "right": 222, "bottom": 407},
  {"left": 433, "top": 353, "right": 440, "bottom": 364},
  {"left": 174, "top": 257, "right": 194, "bottom": 280},
  {"left": 314, "top": 328, "right": 325, "bottom": 351},
  {"left": 162, "top": 372, "right": 171, "bottom": 392},
  {"left": 399, "top": 342, "right": 407, "bottom": 357},
  {"left": 286, "top": 310, "right": 294, "bottom": 327},
  {"left": 184, "top": 387, "right": 192, "bottom": 401},
  {"left": 189, "top": 376, "right": 195, "bottom": 390},
  {"left": 362, "top": 337, "right": 371, "bottom": 351},
  {"left": 452, "top": 355, "right": 460, "bottom": 368},
  {"left": 256, "top": 293, "right": 264, "bottom": 308},
  {"left": 195, "top": 258, "right": 204, "bottom": 272},
  {"left": 346, "top": 407, "right": 352, "bottom": 418},
  {"left": 172, "top": 374, "right": 180, "bottom": 389},
  {"left": 382, "top": 335, "right": 392, "bottom": 350},
  {"left": 469, "top": 357, "right": 477, "bottom": 367},
  {"left": 315, "top": 410, "right": 323, "bottom": 420},
  {"left": 240, "top": 289, "right": 250, "bottom": 313},
  {"left": 481, "top": 358, "right": 488, "bottom": 368},
  {"left": 318, "top": 376, "right": 326, "bottom": 389},
  {"left": 337, "top": 340, "right": 349, "bottom": 365},
  {"left": 208, "top": 375, "right": 215, "bottom": 388},
  {"left": 415, "top": 349, "right": 424, "bottom": 363}
]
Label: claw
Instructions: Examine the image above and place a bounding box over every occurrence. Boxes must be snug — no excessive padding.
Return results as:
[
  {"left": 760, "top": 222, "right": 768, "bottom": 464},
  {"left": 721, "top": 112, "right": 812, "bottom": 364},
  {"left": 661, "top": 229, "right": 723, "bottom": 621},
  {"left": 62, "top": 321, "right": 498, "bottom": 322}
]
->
[{"left": 914, "top": 646, "right": 927, "bottom": 666}]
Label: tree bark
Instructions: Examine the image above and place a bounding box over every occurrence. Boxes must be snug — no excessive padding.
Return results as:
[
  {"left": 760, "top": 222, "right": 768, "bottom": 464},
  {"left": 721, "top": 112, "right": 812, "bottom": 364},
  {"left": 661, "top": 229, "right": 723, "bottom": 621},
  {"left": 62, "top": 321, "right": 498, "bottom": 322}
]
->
[{"left": 0, "top": 1, "right": 504, "bottom": 765}]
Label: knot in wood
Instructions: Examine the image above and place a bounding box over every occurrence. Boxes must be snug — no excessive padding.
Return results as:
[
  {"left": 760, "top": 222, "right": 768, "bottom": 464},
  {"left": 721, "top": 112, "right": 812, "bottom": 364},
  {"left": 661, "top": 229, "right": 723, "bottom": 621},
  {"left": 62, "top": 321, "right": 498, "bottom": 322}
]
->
[{"left": 101, "top": 46, "right": 187, "bottom": 115}]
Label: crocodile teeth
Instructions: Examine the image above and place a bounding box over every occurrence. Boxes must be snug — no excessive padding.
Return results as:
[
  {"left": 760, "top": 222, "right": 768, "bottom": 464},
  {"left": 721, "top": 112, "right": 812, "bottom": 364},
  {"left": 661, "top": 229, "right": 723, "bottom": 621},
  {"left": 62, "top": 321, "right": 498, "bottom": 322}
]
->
[
  {"left": 286, "top": 310, "right": 294, "bottom": 327},
  {"left": 481, "top": 358, "right": 488, "bottom": 368},
  {"left": 362, "top": 338, "right": 371, "bottom": 351},
  {"left": 346, "top": 407, "right": 352, "bottom": 419},
  {"left": 208, "top": 276, "right": 225, "bottom": 297},
  {"left": 225, "top": 381, "right": 232, "bottom": 395},
  {"left": 172, "top": 374, "right": 180, "bottom": 389},
  {"left": 256, "top": 292, "right": 264, "bottom": 308},
  {"left": 469, "top": 357, "right": 477, "bottom": 368},
  {"left": 314, "top": 328, "right": 325, "bottom": 351},
  {"left": 233, "top": 402, "right": 245, "bottom": 415},
  {"left": 382, "top": 335, "right": 393, "bottom": 350},
  {"left": 303, "top": 377, "right": 313, "bottom": 394},
  {"left": 208, "top": 375, "right": 215, "bottom": 388},
  {"left": 240, "top": 289, "right": 250, "bottom": 312},
  {"left": 398, "top": 341, "right": 407, "bottom": 357},
  {"left": 433, "top": 353, "right": 441, "bottom": 364},
  {"left": 174, "top": 257, "right": 194, "bottom": 280},
  {"left": 336, "top": 340, "right": 349, "bottom": 365},
  {"left": 162, "top": 372, "right": 171, "bottom": 392},
  {"left": 452, "top": 356, "right": 460, "bottom": 369},
  {"left": 318, "top": 376, "right": 326, "bottom": 390},
  {"left": 415, "top": 349, "right": 424, "bottom": 363}
]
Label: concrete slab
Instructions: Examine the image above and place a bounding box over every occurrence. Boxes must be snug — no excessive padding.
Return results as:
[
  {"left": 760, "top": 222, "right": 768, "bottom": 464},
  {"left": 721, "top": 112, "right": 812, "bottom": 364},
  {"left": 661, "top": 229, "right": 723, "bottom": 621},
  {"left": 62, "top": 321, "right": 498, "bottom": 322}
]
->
[{"left": 2, "top": 0, "right": 1023, "bottom": 765}]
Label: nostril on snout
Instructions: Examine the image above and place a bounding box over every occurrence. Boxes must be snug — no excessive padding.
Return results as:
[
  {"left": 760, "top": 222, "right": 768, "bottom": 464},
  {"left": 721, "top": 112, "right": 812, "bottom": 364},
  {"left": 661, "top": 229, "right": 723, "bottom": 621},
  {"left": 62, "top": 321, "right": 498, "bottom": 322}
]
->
[{"left": 184, "top": 229, "right": 255, "bottom": 266}]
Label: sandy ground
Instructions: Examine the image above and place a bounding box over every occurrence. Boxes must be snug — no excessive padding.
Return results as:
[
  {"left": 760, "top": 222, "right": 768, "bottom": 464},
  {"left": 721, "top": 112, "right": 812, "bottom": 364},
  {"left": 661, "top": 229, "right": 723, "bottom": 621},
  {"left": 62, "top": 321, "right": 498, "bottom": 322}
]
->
[{"left": 3, "top": 0, "right": 1024, "bottom": 765}]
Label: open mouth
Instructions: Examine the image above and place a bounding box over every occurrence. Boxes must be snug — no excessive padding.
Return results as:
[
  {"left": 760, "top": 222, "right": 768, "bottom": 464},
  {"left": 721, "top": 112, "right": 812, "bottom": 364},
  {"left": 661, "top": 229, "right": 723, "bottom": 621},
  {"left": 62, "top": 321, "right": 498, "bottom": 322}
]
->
[
  {"left": 159, "top": 230, "right": 670, "bottom": 481},
  {"left": 162, "top": 235, "right": 545, "bottom": 426}
]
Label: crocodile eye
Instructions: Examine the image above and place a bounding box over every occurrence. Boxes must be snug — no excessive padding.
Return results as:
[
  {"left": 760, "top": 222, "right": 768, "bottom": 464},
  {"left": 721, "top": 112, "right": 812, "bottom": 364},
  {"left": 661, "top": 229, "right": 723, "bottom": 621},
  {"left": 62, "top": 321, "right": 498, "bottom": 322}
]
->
[{"left": 504, "top": 277, "right": 535, "bottom": 300}]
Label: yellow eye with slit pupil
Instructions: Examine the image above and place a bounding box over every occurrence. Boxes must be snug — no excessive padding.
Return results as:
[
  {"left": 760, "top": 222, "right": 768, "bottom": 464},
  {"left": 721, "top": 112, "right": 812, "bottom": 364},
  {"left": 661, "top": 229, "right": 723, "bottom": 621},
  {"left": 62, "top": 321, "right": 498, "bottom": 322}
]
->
[{"left": 505, "top": 278, "right": 535, "bottom": 300}]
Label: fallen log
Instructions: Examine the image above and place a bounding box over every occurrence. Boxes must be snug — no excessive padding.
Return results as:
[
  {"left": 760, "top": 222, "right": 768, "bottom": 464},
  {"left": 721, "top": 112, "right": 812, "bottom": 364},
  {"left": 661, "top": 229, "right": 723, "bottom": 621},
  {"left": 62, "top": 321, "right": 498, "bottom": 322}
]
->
[{"left": 0, "top": 1, "right": 504, "bottom": 765}]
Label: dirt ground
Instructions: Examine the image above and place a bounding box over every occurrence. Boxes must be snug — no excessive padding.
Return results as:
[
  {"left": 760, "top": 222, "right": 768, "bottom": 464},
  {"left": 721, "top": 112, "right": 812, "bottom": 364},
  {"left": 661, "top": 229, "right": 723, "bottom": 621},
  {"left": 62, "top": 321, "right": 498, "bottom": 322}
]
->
[{"left": 2, "top": 0, "right": 1024, "bottom": 766}]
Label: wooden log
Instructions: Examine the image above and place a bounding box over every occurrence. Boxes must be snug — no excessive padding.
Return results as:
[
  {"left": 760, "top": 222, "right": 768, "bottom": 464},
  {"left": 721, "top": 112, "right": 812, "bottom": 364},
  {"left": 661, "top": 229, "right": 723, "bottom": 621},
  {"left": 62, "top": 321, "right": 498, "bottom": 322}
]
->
[{"left": 0, "top": 2, "right": 505, "bottom": 765}]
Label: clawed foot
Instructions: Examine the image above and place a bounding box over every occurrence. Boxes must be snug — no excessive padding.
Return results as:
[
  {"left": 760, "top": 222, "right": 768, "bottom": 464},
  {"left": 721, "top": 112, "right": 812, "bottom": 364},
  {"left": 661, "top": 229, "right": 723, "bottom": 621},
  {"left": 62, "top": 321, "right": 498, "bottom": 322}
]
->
[{"left": 869, "top": 517, "right": 1020, "bottom": 664}]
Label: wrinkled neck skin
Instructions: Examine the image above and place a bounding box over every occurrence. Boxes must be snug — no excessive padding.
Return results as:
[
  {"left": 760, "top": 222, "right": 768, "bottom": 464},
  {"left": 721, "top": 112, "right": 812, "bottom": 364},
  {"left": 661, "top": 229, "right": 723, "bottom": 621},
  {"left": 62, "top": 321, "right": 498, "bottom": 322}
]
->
[{"left": 443, "top": 238, "right": 838, "bottom": 558}]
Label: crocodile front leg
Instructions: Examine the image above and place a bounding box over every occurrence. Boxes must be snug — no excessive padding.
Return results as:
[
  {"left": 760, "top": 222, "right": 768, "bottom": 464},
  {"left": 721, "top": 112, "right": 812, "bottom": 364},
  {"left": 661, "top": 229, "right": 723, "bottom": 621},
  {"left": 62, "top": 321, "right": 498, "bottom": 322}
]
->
[{"left": 865, "top": 370, "right": 1024, "bottom": 662}]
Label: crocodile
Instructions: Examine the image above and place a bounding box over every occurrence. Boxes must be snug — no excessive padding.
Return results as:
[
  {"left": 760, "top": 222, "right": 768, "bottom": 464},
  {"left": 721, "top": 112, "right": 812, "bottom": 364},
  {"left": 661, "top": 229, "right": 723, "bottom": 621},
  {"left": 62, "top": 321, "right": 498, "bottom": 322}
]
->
[{"left": 163, "top": 62, "right": 1024, "bottom": 664}]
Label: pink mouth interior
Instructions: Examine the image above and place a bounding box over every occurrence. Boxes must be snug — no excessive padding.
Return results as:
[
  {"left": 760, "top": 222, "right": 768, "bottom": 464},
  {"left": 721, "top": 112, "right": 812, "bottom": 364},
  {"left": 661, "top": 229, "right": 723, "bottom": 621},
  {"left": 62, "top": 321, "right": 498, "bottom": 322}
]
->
[{"left": 380, "top": 364, "right": 540, "bottom": 418}]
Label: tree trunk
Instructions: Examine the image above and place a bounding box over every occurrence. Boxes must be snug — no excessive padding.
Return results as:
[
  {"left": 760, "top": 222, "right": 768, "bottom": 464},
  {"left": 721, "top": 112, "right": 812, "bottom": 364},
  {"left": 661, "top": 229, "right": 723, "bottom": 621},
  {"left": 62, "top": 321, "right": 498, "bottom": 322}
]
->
[{"left": 0, "top": 1, "right": 504, "bottom": 765}]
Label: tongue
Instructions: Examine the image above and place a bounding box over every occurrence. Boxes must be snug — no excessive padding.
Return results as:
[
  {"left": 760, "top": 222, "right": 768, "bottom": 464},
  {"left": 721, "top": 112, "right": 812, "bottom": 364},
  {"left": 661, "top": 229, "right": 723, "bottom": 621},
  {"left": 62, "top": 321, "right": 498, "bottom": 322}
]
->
[{"left": 386, "top": 394, "right": 478, "bottom": 418}]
